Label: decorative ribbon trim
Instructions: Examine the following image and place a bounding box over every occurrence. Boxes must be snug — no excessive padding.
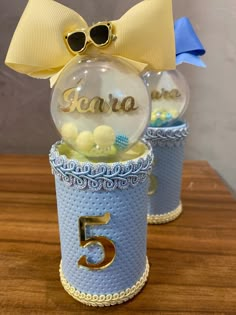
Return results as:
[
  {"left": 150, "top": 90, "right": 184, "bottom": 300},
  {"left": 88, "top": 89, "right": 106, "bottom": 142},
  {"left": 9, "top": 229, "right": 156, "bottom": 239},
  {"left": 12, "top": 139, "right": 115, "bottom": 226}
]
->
[
  {"left": 175, "top": 17, "right": 206, "bottom": 67},
  {"left": 148, "top": 203, "right": 182, "bottom": 224},
  {"left": 59, "top": 258, "right": 149, "bottom": 307},
  {"left": 144, "top": 122, "right": 189, "bottom": 148},
  {"left": 49, "top": 141, "right": 153, "bottom": 192}
]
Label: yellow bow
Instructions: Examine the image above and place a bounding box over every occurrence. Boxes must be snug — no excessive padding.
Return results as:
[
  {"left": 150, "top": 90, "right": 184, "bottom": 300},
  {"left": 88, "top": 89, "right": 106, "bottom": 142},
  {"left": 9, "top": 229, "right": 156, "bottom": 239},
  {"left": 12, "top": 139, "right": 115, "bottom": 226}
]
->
[{"left": 5, "top": 0, "right": 176, "bottom": 82}]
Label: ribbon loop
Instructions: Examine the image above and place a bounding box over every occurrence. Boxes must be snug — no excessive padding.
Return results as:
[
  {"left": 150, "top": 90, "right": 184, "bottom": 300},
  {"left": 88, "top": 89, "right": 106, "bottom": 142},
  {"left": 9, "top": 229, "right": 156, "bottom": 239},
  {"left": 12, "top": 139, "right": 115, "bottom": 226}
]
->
[
  {"left": 5, "top": 0, "right": 88, "bottom": 78},
  {"left": 5, "top": 0, "right": 176, "bottom": 79},
  {"left": 175, "top": 17, "right": 206, "bottom": 67}
]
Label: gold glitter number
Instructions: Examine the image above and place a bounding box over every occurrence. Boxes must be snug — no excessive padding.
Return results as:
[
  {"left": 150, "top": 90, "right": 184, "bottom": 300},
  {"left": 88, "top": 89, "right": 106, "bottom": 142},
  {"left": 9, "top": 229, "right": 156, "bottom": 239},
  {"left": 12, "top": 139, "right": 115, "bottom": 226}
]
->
[
  {"left": 148, "top": 159, "right": 158, "bottom": 196},
  {"left": 78, "top": 213, "right": 116, "bottom": 270},
  {"left": 148, "top": 174, "right": 158, "bottom": 196}
]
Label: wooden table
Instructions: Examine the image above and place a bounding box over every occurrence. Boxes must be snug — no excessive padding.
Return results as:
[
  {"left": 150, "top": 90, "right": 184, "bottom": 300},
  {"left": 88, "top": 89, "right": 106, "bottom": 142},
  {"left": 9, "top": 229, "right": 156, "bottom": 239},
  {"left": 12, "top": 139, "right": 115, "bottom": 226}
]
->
[{"left": 0, "top": 156, "right": 236, "bottom": 314}]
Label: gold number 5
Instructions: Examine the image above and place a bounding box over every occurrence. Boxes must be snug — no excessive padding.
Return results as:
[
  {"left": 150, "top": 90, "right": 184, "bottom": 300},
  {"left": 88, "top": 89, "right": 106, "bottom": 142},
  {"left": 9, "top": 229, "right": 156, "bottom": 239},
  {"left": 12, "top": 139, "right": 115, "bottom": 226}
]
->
[
  {"left": 148, "top": 174, "right": 158, "bottom": 196},
  {"left": 78, "top": 212, "right": 116, "bottom": 270}
]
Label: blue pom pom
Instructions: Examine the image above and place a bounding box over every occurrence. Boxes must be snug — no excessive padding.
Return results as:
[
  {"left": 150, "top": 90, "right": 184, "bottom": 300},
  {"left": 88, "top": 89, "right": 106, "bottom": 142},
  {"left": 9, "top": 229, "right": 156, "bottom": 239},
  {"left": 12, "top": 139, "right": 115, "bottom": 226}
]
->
[
  {"left": 149, "top": 121, "right": 156, "bottom": 127},
  {"left": 155, "top": 118, "right": 164, "bottom": 127},
  {"left": 166, "top": 113, "right": 173, "bottom": 121},
  {"left": 115, "top": 134, "right": 129, "bottom": 151}
]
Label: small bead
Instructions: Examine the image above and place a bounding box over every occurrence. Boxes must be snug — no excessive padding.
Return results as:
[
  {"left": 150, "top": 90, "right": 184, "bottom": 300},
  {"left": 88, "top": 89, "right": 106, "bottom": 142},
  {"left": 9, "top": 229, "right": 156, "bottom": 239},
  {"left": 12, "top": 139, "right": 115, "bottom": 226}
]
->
[
  {"left": 155, "top": 118, "right": 163, "bottom": 127},
  {"left": 160, "top": 112, "right": 167, "bottom": 121},
  {"left": 115, "top": 134, "right": 129, "bottom": 151},
  {"left": 166, "top": 113, "right": 172, "bottom": 120},
  {"left": 149, "top": 121, "right": 156, "bottom": 127},
  {"left": 169, "top": 109, "right": 179, "bottom": 118},
  {"left": 151, "top": 113, "right": 156, "bottom": 122}
]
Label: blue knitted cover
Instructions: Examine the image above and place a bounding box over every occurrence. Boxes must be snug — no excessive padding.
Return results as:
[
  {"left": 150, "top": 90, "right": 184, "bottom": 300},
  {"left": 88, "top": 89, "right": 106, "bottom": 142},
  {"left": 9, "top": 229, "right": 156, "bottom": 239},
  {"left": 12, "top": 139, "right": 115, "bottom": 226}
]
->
[
  {"left": 49, "top": 142, "right": 153, "bottom": 296},
  {"left": 144, "top": 121, "right": 189, "bottom": 216}
]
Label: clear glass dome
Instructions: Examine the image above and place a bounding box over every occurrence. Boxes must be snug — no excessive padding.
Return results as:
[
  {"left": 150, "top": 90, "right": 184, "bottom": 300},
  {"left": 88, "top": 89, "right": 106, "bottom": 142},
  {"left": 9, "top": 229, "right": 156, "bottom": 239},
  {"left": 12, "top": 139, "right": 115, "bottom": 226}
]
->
[
  {"left": 142, "top": 70, "right": 190, "bottom": 127},
  {"left": 51, "top": 55, "right": 151, "bottom": 159}
]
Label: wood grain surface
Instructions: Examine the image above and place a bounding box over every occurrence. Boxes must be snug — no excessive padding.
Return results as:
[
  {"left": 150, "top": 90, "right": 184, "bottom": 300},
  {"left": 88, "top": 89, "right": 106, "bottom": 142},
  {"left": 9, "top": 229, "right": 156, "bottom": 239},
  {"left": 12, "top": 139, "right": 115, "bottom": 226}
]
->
[{"left": 0, "top": 156, "right": 236, "bottom": 315}]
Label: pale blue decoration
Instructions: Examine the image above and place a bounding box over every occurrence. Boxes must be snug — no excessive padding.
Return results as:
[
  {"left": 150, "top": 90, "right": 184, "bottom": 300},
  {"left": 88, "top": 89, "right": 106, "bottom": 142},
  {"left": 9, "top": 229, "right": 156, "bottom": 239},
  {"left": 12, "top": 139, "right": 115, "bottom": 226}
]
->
[
  {"left": 50, "top": 141, "right": 153, "bottom": 191},
  {"left": 175, "top": 17, "right": 206, "bottom": 67},
  {"left": 144, "top": 121, "right": 189, "bottom": 217},
  {"left": 49, "top": 141, "right": 153, "bottom": 299}
]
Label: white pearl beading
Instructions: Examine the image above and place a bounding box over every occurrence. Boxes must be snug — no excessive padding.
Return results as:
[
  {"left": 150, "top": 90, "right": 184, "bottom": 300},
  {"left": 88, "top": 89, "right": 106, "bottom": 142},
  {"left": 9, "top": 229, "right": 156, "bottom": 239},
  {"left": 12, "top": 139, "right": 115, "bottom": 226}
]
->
[
  {"left": 59, "top": 258, "right": 149, "bottom": 307},
  {"left": 148, "top": 203, "right": 182, "bottom": 224}
]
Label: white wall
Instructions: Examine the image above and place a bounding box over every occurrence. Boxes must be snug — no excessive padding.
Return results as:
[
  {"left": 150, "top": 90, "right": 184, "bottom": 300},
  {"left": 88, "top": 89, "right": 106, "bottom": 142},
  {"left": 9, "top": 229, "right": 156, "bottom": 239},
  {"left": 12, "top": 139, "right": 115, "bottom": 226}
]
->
[{"left": 0, "top": 0, "right": 235, "bottom": 192}]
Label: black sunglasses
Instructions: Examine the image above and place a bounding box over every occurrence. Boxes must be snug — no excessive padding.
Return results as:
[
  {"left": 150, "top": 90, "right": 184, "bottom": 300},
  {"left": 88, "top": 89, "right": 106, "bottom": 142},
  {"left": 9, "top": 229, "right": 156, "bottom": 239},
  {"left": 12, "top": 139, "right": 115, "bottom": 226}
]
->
[{"left": 65, "top": 22, "right": 115, "bottom": 54}]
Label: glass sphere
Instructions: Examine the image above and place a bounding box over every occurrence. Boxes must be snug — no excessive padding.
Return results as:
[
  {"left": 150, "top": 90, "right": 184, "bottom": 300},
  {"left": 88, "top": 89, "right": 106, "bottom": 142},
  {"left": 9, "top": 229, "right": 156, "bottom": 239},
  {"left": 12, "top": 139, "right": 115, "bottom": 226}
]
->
[
  {"left": 142, "top": 70, "right": 190, "bottom": 127},
  {"left": 51, "top": 55, "right": 151, "bottom": 159}
]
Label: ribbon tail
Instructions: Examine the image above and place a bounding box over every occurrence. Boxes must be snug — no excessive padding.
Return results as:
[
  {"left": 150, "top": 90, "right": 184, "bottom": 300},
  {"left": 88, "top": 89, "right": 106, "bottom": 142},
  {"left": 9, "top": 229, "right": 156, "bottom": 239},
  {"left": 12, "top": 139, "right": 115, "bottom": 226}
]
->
[
  {"left": 175, "top": 17, "right": 206, "bottom": 67},
  {"left": 176, "top": 53, "right": 206, "bottom": 68},
  {"left": 5, "top": 62, "right": 63, "bottom": 79}
]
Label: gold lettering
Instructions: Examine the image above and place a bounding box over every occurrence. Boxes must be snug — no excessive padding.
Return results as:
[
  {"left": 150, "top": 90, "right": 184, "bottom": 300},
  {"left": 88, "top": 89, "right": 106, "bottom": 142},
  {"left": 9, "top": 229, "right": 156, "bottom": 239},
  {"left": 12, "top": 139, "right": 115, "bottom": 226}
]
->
[
  {"left": 109, "top": 94, "right": 121, "bottom": 112},
  {"left": 90, "top": 97, "right": 103, "bottom": 113},
  {"left": 121, "top": 96, "right": 137, "bottom": 112},
  {"left": 170, "top": 89, "right": 181, "bottom": 98},
  {"left": 60, "top": 87, "right": 79, "bottom": 112},
  {"left": 100, "top": 100, "right": 112, "bottom": 114},
  {"left": 60, "top": 79, "right": 138, "bottom": 114},
  {"left": 77, "top": 97, "right": 90, "bottom": 113},
  {"left": 162, "top": 89, "right": 171, "bottom": 100},
  {"left": 151, "top": 89, "right": 181, "bottom": 101},
  {"left": 151, "top": 90, "right": 161, "bottom": 100}
]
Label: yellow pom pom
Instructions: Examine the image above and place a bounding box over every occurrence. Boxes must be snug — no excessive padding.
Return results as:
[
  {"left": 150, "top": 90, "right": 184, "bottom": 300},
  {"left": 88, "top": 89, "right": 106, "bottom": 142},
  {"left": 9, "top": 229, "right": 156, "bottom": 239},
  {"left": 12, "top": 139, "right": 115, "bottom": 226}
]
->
[
  {"left": 160, "top": 112, "right": 167, "bottom": 121},
  {"left": 76, "top": 131, "right": 95, "bottom": 152},
  {"left": 94, "top": 125, "right": 116, "bottom": 149},
  {"left": 169, "top": 109, "right": 179, "bottom": 118},
  {"left": 151, "top": 113, "right": 156, "bottom": 122},
  {"left": 61, "top": 123, "right": 78, "bottom": 140}
]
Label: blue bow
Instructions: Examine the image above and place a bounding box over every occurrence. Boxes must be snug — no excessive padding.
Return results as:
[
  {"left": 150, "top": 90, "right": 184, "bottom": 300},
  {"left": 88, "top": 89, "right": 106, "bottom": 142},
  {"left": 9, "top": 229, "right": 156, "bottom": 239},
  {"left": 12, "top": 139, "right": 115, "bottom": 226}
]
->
[{"left": 175, "top": 17, "right": 206, "bottom": 67}]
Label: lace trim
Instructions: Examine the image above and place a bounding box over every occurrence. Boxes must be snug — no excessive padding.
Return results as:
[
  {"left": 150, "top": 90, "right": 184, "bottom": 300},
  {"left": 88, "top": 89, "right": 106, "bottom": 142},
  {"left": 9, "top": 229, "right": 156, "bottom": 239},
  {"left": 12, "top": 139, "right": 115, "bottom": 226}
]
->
[
  {"left": 144, "top": 123, "right": 189, "bottom": 148},
  {"left": 148, "top": 203, "right": 182, "bottom": 224},
  {"left": 59, "top": 258, "right": 149, "bottom": 307},
  {"left": 49, "top": 141, "right": 153, "bottom": 191}
]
